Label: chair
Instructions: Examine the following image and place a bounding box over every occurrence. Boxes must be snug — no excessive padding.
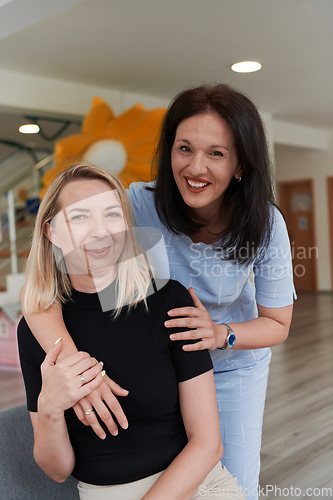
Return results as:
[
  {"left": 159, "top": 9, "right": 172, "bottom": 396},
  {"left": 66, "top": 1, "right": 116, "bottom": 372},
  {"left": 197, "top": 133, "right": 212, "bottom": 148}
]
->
[{"left": 0, "top": 405, "right": 79, "bottom": 500}]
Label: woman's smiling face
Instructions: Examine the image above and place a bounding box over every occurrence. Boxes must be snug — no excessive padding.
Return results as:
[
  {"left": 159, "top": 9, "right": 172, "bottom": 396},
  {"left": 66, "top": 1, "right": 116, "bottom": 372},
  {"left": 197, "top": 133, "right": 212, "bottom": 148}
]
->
[
  {"left": 48, "top": 178, "right": 127, "bottom": 277},
  {"left": 171, "top": 113, "right": 242, "bottom": 220}
]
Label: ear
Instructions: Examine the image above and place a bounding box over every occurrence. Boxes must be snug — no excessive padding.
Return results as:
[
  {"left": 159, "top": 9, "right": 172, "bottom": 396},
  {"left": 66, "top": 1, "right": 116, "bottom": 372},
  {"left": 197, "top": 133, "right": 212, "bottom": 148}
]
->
[
  {"left": 234, "top": 164, "right": 243, "bottom": 181},
  {"left": 44, "top": 222, "right": 60, "bottom": 248}
]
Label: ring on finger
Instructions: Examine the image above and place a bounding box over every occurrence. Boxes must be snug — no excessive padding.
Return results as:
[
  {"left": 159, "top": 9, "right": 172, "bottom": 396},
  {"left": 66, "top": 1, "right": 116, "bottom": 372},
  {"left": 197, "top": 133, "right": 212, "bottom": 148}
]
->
[
  {"left": 84, "top": 408, "right": 94, "bottom": 416},
  {"left": 80, "top": 375, "right": 85, "bottom": 385}
]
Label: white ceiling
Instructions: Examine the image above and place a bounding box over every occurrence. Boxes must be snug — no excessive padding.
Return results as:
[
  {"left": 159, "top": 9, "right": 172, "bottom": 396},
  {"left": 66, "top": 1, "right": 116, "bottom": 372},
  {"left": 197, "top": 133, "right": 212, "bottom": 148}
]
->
[{"left": 0, "top": 0, "right": 332, "bottom": 144}]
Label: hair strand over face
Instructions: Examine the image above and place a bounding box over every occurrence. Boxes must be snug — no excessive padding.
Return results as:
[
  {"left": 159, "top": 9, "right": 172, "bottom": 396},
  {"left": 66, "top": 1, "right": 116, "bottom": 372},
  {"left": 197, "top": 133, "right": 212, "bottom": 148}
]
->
[{"left": 24, "top": 162, "right": 152, "bottom": 316}]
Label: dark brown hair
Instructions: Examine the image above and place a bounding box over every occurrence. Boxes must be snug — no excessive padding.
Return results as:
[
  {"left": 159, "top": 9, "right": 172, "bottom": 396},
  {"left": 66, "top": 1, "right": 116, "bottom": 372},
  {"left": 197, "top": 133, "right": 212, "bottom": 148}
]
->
[{"left": 151, "top": 84, "right": 276, "bottom": 264}]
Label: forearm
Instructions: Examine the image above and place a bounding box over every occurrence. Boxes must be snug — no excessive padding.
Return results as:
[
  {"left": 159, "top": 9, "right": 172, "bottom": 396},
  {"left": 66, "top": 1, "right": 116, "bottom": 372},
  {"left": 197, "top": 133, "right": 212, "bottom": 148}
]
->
[
  {"left": 142, "top": 438, "right": 223, "bottom": 500},
  {"left": 24, "top": 304, "right": 78, "bottom": 359},
  {"left": 221, "top": 315, "right": 290, "bottom": 350},
  {"left": 33, "top": 399, "right": 75, "bottom": 482}
]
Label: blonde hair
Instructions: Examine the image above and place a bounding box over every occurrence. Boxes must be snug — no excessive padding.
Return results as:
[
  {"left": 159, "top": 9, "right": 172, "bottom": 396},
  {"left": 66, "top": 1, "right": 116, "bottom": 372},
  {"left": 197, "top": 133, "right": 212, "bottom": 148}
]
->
[{"left": 24, "top": 162, "right": 152, "bottom": 316}]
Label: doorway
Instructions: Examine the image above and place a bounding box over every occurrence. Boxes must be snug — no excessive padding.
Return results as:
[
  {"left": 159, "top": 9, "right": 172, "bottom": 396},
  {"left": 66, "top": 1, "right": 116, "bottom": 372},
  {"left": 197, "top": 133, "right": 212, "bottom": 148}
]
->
[
  {"left": 327, "top": 177, "right": 333, "bottom": 290},
  {"left": 278, "top": 179, "right": 317, "bottom": 291}
]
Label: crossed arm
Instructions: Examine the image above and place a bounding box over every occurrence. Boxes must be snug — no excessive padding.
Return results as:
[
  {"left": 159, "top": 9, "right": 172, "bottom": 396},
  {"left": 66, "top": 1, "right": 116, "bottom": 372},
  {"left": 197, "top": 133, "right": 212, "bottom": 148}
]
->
[
  {"left": 20, "top": 284, "right": 292, "bottom": 439},
  {"left": 30, "top": 339, "right": 222, "bottom": 499}
]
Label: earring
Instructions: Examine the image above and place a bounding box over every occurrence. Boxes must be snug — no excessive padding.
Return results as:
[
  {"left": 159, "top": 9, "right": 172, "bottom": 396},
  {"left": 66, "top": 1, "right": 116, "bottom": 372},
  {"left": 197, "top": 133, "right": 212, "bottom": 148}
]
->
[{"left": 236, "top": 176, "right": 242, "bottom": 183}]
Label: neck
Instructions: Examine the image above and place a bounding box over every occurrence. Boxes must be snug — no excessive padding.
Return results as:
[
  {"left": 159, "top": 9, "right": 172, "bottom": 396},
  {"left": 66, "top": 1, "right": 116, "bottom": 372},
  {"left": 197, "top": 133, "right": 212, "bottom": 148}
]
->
[{"left": 69, "top": 265, "right": 117, "bottom": 293}]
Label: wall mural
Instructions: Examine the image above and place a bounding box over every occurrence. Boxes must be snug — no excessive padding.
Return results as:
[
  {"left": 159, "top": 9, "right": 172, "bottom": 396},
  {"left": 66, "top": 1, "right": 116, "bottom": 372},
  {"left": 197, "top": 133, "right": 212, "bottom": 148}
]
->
[{"left": 40, "top": 96, "right": 166, "bottom": 198}]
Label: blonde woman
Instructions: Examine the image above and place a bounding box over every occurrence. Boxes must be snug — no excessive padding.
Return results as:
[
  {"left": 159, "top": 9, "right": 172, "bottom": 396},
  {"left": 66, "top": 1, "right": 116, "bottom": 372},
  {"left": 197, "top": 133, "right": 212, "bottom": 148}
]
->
[{"left": 18, "top": 163, "right": 245, "bottom": 500}]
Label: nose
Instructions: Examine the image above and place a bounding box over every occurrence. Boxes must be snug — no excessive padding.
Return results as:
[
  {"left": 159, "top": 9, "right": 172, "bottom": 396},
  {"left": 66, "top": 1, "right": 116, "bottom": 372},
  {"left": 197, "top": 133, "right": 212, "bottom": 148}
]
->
[
  {"left": 188, "top": 152, "right": 207, "bottom": 176},
  {"left": 90, "top": 216, "right": 109, "bottom": 239}
]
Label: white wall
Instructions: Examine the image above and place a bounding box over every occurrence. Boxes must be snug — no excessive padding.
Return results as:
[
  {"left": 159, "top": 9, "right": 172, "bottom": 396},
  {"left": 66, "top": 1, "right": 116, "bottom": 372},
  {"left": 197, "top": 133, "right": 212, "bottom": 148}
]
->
[
  {"left": 1, "top": 66, "right": 333, "bottom": 291},
  {"left": 275, "top": 132, "right": 333, "bottom": 291},
  {"left": 0, "top": 68, "right": 169, "bottom": 120}
]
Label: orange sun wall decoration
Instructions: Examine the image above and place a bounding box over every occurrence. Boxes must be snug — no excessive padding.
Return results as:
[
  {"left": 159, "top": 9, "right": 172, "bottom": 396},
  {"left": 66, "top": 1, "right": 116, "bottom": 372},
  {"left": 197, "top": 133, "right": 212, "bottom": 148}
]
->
[{"left": 40, "top": 97, "right": 166, "bottom": 198}]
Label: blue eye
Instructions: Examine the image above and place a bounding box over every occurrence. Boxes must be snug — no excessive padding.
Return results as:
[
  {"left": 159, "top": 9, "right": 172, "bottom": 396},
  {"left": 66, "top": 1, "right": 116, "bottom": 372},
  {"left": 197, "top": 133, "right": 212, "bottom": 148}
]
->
[
  {"left": 70, "top": 214, "right": 87, "bottom": 221},
  {"left": 107, "top": 212, "right": 122, "bottom": 219}
]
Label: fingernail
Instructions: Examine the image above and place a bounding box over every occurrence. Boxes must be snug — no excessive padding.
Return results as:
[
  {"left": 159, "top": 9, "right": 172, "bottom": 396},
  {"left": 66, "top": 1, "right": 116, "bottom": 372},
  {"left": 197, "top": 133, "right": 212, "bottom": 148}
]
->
[
  {"left": 168, "top": 311, "right": 174, "bottom": 316},
  {"left": 101, "top": 370, "right": 106, "bottom": 377},
  {"left": 112, "top": 430, "right": 118, "bottom": 436},
  {"left": 99, "top": 361, "right": 104, "bottom": 367},
  {"left": 164, "top": 321, "right": 170, "bottom": 326},
  {"left": 122, "top": 422, "right": 129, "bottom": 429},
  {"left": 170, "top": 334, "right": 176, "bottom": 340},
  {"left": 54, "top": 337, "right": 62, "bottom": 345}
]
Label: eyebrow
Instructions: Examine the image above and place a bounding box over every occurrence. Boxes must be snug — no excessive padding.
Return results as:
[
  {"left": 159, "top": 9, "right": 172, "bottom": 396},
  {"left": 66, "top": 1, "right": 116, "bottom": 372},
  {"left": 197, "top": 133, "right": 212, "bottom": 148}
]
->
[
  {"left": 67, "top": 204, "right": 122, "bottom": 214},
  {"left": 175, "top": 138, "right": 230, "bottom": 152}
]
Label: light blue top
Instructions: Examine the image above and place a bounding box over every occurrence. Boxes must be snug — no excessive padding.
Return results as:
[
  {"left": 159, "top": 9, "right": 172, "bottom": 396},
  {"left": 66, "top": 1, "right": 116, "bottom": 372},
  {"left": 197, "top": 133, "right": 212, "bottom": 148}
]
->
[{"left": 128, "top": 182, "right": 295, "bottom": 365}]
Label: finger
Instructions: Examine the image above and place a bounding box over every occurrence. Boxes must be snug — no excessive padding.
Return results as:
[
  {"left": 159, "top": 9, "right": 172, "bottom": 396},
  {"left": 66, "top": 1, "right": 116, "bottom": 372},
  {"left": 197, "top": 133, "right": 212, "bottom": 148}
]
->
[
  {"left": 165, "top": 317, "right": 207, "bottom": 329},
  {"left": 43, "top": 338, "right": 63, "bottom": 367},
  {"left": 60, "top": 351, "right": 91, "bottom": 369},
  {"left": 73, "top": 402, "right": 90, "bottom": 426},
  {"left": 182, "top": 340, "right": 210, "bottom": 352},
  {"left": 81, "top": 406, "right": 107, "bottom": 439},
  {"left": 100, "top": 382, "right": 129, "bottom": 430},
  {"left": 87, "top": 386, "right": 126, "bottom": 436},
  {"left": 167, "top": 306, "right": 200, "bottom": 319},
  {"left": 170, "top": 329, "right": 203, "bottom": 342},
  {"left": 78, "top": 372, "right": 105, "bottom": 399},
  {"left": 75, "top": 399, "right": 107, "bottom": 439},
  {"left": 105, "top": 377, "right": 129, "bottom": 397},
  {"left": 77, "top": 361, "right": 103, "bottom": 387},
  {"left": 188, "top": 287, "right": 205, "bottom": 310},
  {"left": 71, "top": 356, "right": 102, "bottom": 379}
]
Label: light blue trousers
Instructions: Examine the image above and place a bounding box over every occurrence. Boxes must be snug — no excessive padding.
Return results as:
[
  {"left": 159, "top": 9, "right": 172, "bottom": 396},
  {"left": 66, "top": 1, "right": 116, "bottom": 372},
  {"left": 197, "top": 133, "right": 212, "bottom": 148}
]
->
[{"left": 213, "top": 348, "right": 271, "bottom": 500}]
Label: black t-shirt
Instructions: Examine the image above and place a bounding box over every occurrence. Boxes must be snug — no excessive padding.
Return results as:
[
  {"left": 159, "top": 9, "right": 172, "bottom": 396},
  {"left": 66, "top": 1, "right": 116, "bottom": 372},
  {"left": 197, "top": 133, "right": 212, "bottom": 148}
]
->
[{"left": 18, "top": 279, "right": 213, "bottom": 486}]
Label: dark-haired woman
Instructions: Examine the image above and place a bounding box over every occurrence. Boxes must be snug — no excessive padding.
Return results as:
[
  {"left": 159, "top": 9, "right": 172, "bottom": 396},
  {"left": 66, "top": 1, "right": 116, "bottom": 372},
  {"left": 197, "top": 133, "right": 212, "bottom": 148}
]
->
[{"left": 21, "top": 84, "right": 295, "bottom": 500}]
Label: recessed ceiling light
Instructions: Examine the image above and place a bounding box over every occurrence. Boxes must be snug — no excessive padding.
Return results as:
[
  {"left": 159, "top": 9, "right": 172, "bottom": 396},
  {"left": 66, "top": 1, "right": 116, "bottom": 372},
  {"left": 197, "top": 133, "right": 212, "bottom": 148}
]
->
[
  {"left": 231, "top": 61, "right": 262, "bottom": 73},
  {"left": 19, "top": 124, "right": 40, "bottom": 134}
]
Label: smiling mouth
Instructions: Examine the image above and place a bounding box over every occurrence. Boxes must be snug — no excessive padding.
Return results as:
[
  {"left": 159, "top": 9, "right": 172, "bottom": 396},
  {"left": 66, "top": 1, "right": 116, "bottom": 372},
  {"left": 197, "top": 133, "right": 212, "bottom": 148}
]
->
[
  {"left": 185, "top": 178, "right": 210, "bottom": 191},
  {"left": 84, "top": 247, "right": 111, "bottom": 258}
]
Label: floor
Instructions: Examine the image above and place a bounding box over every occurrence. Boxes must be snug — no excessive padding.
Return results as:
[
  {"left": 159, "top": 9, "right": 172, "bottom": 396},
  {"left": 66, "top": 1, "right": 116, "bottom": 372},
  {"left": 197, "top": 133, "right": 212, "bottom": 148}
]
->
[{"left": 0, "top": 292, "right": 332, "bottom": 499}]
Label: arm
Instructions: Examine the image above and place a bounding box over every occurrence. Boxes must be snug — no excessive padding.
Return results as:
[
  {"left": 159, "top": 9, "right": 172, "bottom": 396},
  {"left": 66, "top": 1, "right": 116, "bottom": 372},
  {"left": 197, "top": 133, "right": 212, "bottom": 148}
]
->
[
  {"left": 166, "top": 207, "right": 294, "bottom": 351},
  {"left": 142, "top": 370, "right": 223, "bottom": 500},
  {"left": 165, "top": 287, "right": 293, "bottom": 351},
  {"left": 31, "top": 340, "right": 104, "bottom": 482},
  {"left": 19, "top": 284, "right": 129, "bottom": 439}
]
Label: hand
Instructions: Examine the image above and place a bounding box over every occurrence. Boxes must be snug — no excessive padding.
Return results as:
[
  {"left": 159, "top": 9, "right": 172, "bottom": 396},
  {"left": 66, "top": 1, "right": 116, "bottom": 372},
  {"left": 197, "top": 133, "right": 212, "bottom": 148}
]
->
[
  {"left": 38, "top": 339, "right": 105, "bottom": 418},
  {"left": 72, "top": 377, "right": 129, "bottom": 439},
  {"left": 165, "top": 287, "right": 225, "bottom": 351}
]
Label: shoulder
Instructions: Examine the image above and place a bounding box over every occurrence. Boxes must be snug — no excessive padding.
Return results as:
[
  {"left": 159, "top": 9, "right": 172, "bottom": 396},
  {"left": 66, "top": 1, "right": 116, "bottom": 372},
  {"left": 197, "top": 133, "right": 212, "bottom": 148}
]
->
[
  {"left": 127, "top": 181, "right": 155, "bottom": 206},
  {"left": 269, "top": 205, "right": 287, "bottom": 232},
  {"left": 17, "top": 316, "right": 45, "bottom": 365},
  {"left": 147, "top": 279, "right": 193, "bottom": 310},
  {"left": 266, "top": 205, "right": 291, "bottom": 251}
]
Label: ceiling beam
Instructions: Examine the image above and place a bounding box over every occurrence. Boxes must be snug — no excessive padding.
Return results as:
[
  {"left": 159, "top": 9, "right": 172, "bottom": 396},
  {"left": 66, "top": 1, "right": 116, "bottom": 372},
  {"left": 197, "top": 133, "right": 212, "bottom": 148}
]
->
[{"left": 0, "top": 68, "right": 329, "bottom": 151}]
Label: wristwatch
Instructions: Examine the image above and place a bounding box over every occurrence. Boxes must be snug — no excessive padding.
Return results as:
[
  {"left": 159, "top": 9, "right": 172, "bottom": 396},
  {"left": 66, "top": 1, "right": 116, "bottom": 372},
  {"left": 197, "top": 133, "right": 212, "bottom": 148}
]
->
[{"left": 218, "top": 323, "right": 236, "bottom": 350}]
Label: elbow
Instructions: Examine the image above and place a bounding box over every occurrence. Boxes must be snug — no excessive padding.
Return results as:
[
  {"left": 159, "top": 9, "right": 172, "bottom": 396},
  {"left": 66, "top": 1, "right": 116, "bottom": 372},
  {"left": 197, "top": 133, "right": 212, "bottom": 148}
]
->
[
  {"left": 33, "top": 449, "right": 71, "bottom": 484},
  {"left": 280, "top": 325, "right": 291, "bottom": 344},
  {"left": 54, "top": 476, "right": 69, "bottom": 484},
  {"left": 200, "top": 436, "right": 224, "bottom": 465}
]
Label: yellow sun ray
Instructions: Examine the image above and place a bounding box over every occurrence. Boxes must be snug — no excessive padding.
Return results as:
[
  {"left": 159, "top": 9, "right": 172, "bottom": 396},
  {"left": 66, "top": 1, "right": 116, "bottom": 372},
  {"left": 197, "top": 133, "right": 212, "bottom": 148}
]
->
[{"left": 40, "top": 97, "right": 165, "bottom": 198}]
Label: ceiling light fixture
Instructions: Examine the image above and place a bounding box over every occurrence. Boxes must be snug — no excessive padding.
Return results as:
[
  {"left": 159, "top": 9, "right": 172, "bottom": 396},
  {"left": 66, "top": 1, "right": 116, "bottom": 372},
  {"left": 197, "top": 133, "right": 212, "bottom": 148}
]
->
[
  {"left": 231, "top": 61, "right": 262, "bottom": 73},
  {"left": 19, "top": 124, "right": 40, "bottom": 134}
]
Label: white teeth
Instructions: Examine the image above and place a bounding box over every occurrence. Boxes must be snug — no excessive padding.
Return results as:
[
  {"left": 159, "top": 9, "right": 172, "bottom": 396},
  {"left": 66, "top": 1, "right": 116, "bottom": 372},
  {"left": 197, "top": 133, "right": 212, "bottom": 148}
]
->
[{"left": 187, "top": 179, "right": 209, "bottom": 188}]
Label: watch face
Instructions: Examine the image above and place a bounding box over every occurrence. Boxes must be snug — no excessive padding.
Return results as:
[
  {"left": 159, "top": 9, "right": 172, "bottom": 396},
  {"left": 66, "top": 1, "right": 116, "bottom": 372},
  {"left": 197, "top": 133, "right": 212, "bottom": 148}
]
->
[{"left": 228, "top": 333, "right": 236, "bottom": 347}]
